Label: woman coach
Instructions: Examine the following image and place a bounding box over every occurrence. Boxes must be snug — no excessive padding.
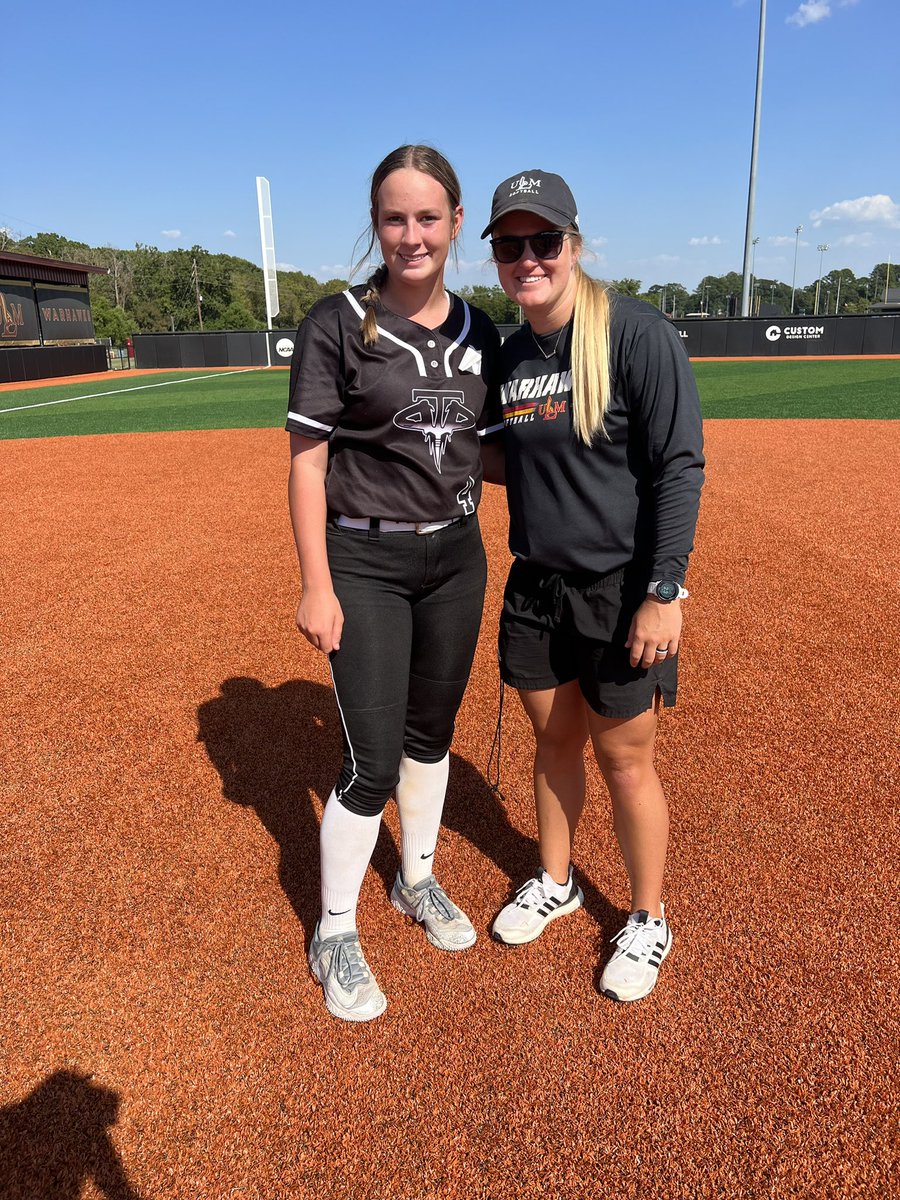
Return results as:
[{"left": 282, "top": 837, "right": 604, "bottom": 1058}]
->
[{"left": 483, "top": 169, "right": 704, "bottom": 1002}]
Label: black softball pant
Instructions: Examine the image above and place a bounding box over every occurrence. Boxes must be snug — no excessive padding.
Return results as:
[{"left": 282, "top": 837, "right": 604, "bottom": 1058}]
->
[{"left": 325, "top": 517, "right": 487, "bottom": 817}]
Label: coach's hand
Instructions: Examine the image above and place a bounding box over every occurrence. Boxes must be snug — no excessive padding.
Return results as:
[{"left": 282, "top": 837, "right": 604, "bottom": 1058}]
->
[
  {"left": 626, "top": 597, "right": 682, "bottom": 670},
  {"left": 297, "top": 588, "right": 344, "bottom": 654}
]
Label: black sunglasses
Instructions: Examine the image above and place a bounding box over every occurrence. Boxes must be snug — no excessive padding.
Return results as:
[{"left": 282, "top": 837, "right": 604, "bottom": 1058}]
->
[{"left": 489, "top": 230, "right": 568, "bottom": 264}]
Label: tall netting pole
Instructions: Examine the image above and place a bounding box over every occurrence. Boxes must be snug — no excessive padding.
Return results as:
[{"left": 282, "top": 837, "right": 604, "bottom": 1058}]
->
[{"left": 256, "top": 176, "right": 280, "bottom": 368}]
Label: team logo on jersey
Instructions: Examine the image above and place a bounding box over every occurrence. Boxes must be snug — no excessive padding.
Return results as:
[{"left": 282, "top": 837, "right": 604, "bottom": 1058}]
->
[
  {"left": 501, "top": 370, "right": 572, "bottom": 425},
  {"left": 394, "top": 389, "right": 476, "bottom": 474},
  {"left": 457, "top": 476, "right": 475, "bottom": 515},
  {"left": 458, "top": 346, "right": 482, "bottom": 374}
]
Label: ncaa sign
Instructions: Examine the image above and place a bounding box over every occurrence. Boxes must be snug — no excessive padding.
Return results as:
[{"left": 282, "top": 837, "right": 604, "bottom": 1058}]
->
[{"left": 275, "top": 337, "right": 294, "bottom": 358}]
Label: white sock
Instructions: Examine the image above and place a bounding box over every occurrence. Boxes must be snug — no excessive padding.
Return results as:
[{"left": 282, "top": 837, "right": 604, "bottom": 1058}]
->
[
  {"left": 540, "top": 867, "right": 572, "bottom": 902},
  {"left": 396, "top": 753, "right": 449, "bottom": 888},
  {"left": 318, "top": 790, "right": 382, "bottom": 937}
]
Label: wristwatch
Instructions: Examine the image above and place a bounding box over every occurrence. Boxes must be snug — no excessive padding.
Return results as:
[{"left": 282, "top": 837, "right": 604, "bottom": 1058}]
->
[{"left": 647, "top": 580, "right": 689, "bottom": 602}]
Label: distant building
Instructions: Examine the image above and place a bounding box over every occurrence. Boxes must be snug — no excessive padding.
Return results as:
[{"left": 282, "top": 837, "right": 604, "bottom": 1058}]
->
[{"left": 870, "top": 287, "right": 900, "bottom": 315}]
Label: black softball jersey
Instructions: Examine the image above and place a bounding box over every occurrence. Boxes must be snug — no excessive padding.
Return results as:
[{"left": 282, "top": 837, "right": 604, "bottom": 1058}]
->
[
  {"left": 286, "top": 286, "right": 503, "bottom": 522},
  {"left": 498, "top": 294, "right": 705, "bottom": 583}
]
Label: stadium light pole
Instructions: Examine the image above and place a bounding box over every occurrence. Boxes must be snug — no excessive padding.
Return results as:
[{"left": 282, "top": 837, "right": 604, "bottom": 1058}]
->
[
  {"left": 790, "top": 224, "right": 802, "bottom": 314},
  {"left": 740, "top": 0, "right": 766, "bottom": 318},
  {"left": 814, "top": 243, "right": 829, "bottom": 315}
]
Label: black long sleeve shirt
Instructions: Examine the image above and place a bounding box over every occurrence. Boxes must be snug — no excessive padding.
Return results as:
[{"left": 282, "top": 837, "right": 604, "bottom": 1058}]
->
[{"left": 497, "top": 294, "right": 705, "bottom": 583}]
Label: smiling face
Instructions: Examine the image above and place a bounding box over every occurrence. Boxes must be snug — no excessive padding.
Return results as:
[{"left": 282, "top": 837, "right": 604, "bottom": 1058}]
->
[
  {"left": 375, "top": 168, "right": 462, "bottom": 294},
  {"left": 492, "top": 211, "right": 580, "bottom": 332}
]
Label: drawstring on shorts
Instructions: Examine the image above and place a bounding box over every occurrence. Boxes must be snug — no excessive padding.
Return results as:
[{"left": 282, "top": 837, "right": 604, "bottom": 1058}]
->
[{"left": 486, "top": 663, "right": 505, "bottom": 801}]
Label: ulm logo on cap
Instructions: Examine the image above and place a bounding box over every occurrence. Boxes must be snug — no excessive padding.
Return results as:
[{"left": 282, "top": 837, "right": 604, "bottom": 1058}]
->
[{"left": 510, "top": 175, "right": 541, "bottom": 197}]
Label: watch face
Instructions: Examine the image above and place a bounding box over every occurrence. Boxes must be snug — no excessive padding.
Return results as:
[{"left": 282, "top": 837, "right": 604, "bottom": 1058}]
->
[{"left": 656, "top": 580, "right": 679, "bottom": 602}]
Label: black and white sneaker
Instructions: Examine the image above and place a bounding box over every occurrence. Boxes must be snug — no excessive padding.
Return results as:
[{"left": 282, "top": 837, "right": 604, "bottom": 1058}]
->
[
  {"left": 491, "top": 868, "right": 583, "bottom": 945},
  {"left": 599, "top": 905, "right": 672, "bottom": 1002}
]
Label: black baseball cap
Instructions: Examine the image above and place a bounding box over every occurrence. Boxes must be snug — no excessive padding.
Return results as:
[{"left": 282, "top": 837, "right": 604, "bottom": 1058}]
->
[{"left": 481, "top": 171, "right": 579, "bottom": 239}]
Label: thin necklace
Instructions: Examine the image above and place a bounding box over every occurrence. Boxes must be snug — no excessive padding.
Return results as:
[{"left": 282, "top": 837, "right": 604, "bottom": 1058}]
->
[{"left": 531, "top": 320, "right": 568, "bottom": 360}]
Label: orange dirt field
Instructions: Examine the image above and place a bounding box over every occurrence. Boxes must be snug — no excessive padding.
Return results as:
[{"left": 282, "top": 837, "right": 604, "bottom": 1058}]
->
[{"left": 1, "top": 421, "right": 897, "bottom": 1199}]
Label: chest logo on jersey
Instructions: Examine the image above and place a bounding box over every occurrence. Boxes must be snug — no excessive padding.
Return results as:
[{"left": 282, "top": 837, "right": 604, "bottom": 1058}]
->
[
  {"left": 501, "top": 370, "right": 572, "bottom": 425},
  {"left": 393, "top": 389, "right": 476, "bottom": 474}
]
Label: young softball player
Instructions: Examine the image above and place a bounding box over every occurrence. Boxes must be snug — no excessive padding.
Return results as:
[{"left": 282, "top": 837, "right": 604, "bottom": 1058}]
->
[{"left": 287, "top": 145, "right": 502, "bottom": 1021}]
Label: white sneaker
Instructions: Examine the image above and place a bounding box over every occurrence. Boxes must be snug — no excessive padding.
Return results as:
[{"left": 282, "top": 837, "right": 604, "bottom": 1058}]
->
[
  {"left": 491, "top": 868, "right": 583, "bottom": 945},
  {"left": 390, "top": 873, "right": 476, "bottom": 951},
  {"left": 308, "top": 925, "right": 387, "bottom": 1022},
  {"left": 599, "top": 905, "right": 672, "bottom": 1002}
]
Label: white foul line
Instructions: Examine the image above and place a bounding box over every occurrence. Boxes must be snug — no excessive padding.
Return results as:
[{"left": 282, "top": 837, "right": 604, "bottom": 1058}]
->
[{"left": 0, "top": 368, "right": 267, "bottom": 415}]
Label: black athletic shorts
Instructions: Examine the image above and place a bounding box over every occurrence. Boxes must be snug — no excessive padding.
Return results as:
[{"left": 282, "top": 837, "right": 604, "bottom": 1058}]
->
[{"left": 498, "top": 558, "right": 677, "bottom": 719}]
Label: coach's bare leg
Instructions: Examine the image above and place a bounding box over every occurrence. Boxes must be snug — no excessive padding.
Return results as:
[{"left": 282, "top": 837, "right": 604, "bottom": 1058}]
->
[
  {"left": 518, "top": 680, "right": 590, "bottom": 885},
  {"left": 588, "top": 700, "right": 667, "bottom": 918}
]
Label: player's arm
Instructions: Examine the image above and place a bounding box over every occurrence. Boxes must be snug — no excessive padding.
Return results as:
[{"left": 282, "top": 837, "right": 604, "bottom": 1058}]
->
[
  {"left": 625, "top": 318, "right": 703, "bottom": 668},
  {"left": 288, "top": 433, "right": 343, "bottom": 653}
]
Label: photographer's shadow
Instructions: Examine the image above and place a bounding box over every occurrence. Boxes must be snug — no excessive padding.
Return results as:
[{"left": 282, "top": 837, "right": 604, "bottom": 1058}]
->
[
  {"left": 196, "top": 676, "right": 620, "bottom": 945},
  {"left": 0, "top": 1070, "right": 144, "bottom": 1200}
]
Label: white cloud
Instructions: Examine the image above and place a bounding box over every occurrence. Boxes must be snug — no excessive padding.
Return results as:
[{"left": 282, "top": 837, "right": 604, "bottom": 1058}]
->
[
  {"left": 590, "top": 236, "right": 608, "bottom": 247},
  {"left": 276, "top": 261, "right": 299, "bottom": 272},
  {"left": 769, "top": 235, "right": 810, "bottom": 247},
  {"left": 811, "top": 194, "right": 900, "bottom": 227},
  {"left": 223, "top": 229, "right": 236, "bottom": 238},
  {"left": 161, "top": 229, "right": 181, "bottom": 239},
  {"left": 317, "top": 263, "right": 348, "bottom": 276},
  {"left": 689, "top": 235, "right": 721, "bottom": 246},
  {"left": 787, "top": 2, "right": 831, "bottom": 27}
]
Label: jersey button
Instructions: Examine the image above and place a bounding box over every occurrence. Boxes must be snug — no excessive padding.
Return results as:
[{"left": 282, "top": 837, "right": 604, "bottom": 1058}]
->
[
  {"left": 430, "top": 360, "right": 439, "bottom": 368},
  {"left": 427, "top": 340, "right": 436, "bottom": 348}
]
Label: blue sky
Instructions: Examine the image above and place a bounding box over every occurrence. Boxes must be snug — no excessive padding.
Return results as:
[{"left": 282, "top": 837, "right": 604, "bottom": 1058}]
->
[{"left": 4, "top": 0, "right": 898, "bottom": 292}]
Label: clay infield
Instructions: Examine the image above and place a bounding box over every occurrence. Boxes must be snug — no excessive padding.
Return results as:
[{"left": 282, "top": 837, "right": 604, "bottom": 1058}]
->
[{"left": 1, "top": 420, "right": 897, "bottom": 1199}]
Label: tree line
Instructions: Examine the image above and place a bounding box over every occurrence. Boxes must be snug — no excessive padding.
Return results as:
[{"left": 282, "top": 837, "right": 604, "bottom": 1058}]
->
[{"left": 1, "top": 228, "right": 893, "bottom": 342}]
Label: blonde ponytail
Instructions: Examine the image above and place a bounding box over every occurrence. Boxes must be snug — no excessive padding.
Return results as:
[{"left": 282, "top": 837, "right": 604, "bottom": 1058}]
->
[{"left": 570, "top": 264, "right": 613, "bottom": 444}]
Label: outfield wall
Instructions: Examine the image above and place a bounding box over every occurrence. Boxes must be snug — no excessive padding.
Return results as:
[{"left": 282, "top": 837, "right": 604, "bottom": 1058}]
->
[
  {"left": 672, "top": 314, "right": 900, "bottom": 357},
  {"left": 134, "top": 316, "right": 900, "bottom": 370},
  {"left": 133, "top": 331, "right": 295, "bottom": 370},
  {"left": 0, "top": 343, "right": 107, "bottom": 384}
]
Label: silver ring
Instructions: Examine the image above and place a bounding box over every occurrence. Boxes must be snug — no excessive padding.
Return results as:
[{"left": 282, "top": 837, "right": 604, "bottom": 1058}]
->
[{"left": 655, "top": 647, "right": 668, "bottom": 654}]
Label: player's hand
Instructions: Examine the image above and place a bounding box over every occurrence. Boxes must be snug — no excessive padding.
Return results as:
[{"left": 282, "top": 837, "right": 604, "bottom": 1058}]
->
[
  {"left": 296, "top": 589, "right": 344, "bottom": 654},
  {"left": 626, "top": 598, "right": 683, "bottom": 669}
]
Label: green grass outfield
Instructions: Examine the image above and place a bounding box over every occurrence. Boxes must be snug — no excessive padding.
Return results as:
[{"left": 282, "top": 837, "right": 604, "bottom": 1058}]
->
[{"left": 1, "top": 359, "right": 898, "bottom": 440}]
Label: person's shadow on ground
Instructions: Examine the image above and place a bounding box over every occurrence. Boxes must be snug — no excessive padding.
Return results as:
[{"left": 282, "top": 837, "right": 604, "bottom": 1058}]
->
[
  {"left": 0, "top": 1070, "right": 145, "bottom": 1200},
  {"left": 196, "top": 677, "right": 622, "bottom": 950}
]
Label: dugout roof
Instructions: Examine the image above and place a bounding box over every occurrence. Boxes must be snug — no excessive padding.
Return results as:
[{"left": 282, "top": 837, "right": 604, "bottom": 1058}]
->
[{"left": 0, "top": 251, "right": 107, "bottom": 288}]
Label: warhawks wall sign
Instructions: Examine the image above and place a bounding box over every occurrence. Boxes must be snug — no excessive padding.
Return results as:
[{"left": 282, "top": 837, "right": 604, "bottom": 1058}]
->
[
  {"left": 36, "top": 285, "right": 96, "bottom": 343},
  {"left": 0, "top": 281, "right": 41, "bottom": 345}
]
